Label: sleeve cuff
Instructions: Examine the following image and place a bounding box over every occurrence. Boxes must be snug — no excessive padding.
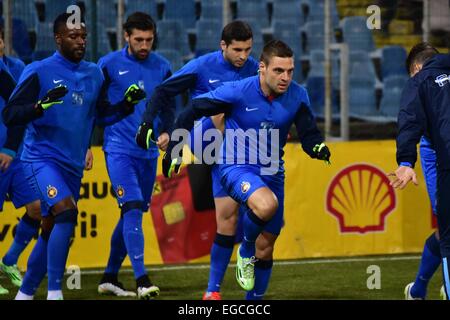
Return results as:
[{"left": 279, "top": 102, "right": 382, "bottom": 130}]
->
[
  {"left": 399, "top": 162, "right": 413, "bottom": 168},
  {"left": 0, "top": 148, "right": 16, "bottom": 158}
]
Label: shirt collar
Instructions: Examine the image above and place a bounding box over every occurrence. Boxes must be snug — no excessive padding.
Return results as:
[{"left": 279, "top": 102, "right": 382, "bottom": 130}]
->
[
  {"left": 53, "top": 50, "right": 81, "bottom": 70},
  {"left": 255, "top": 76, "right": 287, "bottom": 102},
  {"left": 218, "top": 50, "right": 241, "bottom": 71}
]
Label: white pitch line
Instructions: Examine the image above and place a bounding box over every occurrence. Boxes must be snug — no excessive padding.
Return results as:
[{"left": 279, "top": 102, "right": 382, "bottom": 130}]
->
[{"left": 75, "top": 255, "right": 421, "bottom": 275}]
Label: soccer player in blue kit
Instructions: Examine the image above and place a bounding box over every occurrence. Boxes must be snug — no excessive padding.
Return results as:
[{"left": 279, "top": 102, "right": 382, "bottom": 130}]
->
[
  {"left": 162, "top": 40, "right": 331, "bottom": 298},
  {"left": 400, "top": 43, "right": 446, "bottom": 300},
  {"left": 2, "top": 13, "right": 146, "bottom": 300},
  {"left": 136, "top": 20, "right": 259, "bottom": 300},
  {"left": 96, "top": 12, "right": 172, "bottom": 299},
  {"left": 0, "top": 50, "right": 41, "bottom": 294}
]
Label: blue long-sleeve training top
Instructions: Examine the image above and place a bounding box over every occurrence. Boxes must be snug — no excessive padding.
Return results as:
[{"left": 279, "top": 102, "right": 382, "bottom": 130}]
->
[
  {"left": 2, "top": 51, "right": 135, "bottom": 177},
  {"left": 99, "top": 46, "right": 173, "bottom": 159},
  {"left": 174, "top": 75, "right": 324, "bottom": 174},
  {"left": 141, "top": 50, "right": 259, "bottom": 129}
]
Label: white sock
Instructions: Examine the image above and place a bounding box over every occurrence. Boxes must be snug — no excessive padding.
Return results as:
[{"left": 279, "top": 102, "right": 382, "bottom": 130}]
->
[
  {"left": 15, "top": 290, "right": 34, "bottom": 300},
  {"left": 47, "top": 290, "right": 63, "bottom": 300}
]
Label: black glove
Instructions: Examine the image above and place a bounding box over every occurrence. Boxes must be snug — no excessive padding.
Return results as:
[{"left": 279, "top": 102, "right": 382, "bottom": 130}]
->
[
  {"left": 313, "top": 142, "right": 331, "bottom": 165},
  {"left": 38, "top": 85, "right": 68, "bottom": 110},
  {"left": 124, "top": 84, "right": 146, "bottom": 105},
  {"left": 162, "top": 148, "right": 182, "bottom": 178},
  {"left": 135, "top": 122, "right": 156, "bottom": 150}
]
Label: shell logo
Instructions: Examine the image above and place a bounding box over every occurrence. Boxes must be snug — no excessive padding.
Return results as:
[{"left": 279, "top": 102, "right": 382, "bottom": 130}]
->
[{"left": 326, "top": 164, "right": 396, "bottom": 234}]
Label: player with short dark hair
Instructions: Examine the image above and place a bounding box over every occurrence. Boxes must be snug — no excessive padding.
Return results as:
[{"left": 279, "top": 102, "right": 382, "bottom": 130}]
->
[
  {"left": 2, "top": 12, "right": 146, "bottom": 300},
  {"left": 401, "top": 43, "right": 446, "bottom": 300},
  {"left": 390, "top": 41, "right": 450, "bottom": 301},
  {"left": 135, "top": 19, "right": 258, "bottom": 300},
  {"left": 96, "top": 11, "right": 171, "bottom": 300},
  {"left": 162, "top": 40, "right": 331, "bottom": 299}
]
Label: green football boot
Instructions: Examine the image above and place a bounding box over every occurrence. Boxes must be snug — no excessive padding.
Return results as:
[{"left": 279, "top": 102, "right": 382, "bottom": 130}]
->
[
  {"left": 0, "top": 284, "right": 9, "bottom": 295},
  {"left": 0, "top": 260, "right": 23, "bottom": 287},
  {"left": 236, "top": 245, "right": 256, "bottom": 291}
]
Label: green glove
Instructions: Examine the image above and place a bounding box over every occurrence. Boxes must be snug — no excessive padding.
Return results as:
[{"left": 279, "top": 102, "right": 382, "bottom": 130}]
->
[
  {"left": 313, "top": 142, "right": 331, "bottom": 165},
  {"left": 38, "top": 85, "right": 68, "bottom": 110},
  {"left": 124, "top": 84, "right": 146, "bottom": 105}
]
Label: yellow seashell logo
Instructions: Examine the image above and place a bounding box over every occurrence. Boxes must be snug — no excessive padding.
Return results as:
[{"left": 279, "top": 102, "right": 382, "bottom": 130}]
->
[{"left": 326, "top": 164, "right": 396, "bottom": 234}]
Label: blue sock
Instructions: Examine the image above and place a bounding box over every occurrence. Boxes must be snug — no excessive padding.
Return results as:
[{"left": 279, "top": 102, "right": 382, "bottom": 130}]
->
[
  {"left": 20, "top": 231, "right": 50, "bottom": 296},
  {"left": 122, "top": 208, "right": 146, "bottom": 279},
  {"left": 47, "top": 210, "right": 77, "bottom": 291},
  {"left": 246, "top": 259, "right": 273, "bottom": 300},
  {"left": 207, "top": 233, "right": 235, "bottom": 293},
  {"left": 411, "top": 233, "right": 441, "bottom": 298},
  {"left": 240, "top": 209, "right": 267, "bottom": 258},
  {"left": 2, "top": 213, "right": 40, "bottom": 266},
  {"left": 104, "top": 218, "right": 127, "bottom": 275}
]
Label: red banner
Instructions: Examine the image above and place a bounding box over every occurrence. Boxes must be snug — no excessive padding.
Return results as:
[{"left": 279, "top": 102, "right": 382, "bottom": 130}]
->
[{"left": 150, "top": 166, "right": 217, "bottom": 263}]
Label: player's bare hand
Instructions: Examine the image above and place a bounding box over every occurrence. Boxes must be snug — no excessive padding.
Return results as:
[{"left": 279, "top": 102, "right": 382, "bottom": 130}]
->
[
  {"left": 157, "top": 133, "right": 170, "bottom": 152},
  {"left": 388, "top": 166, "right": 418, "bottom": 189},
  {"left": 84, "top": 148, "right": 93, "bottom": 171},
  {"left": 0, "top": 152, "right": 13, "bottom": 172}
]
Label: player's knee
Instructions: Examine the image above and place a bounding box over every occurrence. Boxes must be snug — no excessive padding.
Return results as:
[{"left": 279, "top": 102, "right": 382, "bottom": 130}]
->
[
  {"left": 25, "top": 201, "right": 41, "bottom": 220},
  {"left": 54, "top": 209, "right": 78, "bottom": 225},
  {"left": 252, "top": 197, "right": 278, "bottom": 219},
  {"left": 41, "top": 216, "right": 54, "bottom": 234},
  {"left": 51, "top": 197, "right": 76, "bottom": 214},
  {"left": 121, "top": 201, "right": 143, "bottom": 217}
]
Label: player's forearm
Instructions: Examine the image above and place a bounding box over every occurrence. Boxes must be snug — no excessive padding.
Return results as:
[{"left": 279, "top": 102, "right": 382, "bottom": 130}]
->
[
  {"left": 95, "top": 99, "right": 134, "bottom": 127},
  {"left": 175, "top": 98, "right": 228, "bottom": 133},
  {"left": 396, "top": 106, "right": 425, "bottom": 167},
  {"left": 2, "top": 125, "right": 25, "bottom": 155},
  {"left": 2, "top": 73, "right": 42, "bottom": 126},
  {"left": 294, "top": 104, "right": 324, "bottom": 157},
  {"left": 142, "top": 74, "right": 197, "bottom": 124},
  {"left": 0, "top": 69, "right": 16, "bottom": 101},
  {"left": 396, "top": 133, "right": 420, "bottom": 167},
  {"left": 3, "top": 101, "right": 43, "bottom": 126}
]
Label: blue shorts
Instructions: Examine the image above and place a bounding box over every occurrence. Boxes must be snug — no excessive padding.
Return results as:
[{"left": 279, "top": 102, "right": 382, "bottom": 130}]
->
[
  {"left": 22, "top": 161, "right": 82, "bottom": 217},
  {"left": 211, "top": 165, "right": 228, "bottom": 198},
  {"left": 220, "top": 165, "right": 285, "bottom": 235},
  {"left": 0, "top": 159, "right": 39, "bottom": 211},
  {"left": 420, "top": 137, "right": 437, "bottom": 214},
  {"left": 190, "top": 117, "right": 228, "bottom": 198},
  {"left": 105, "top": 152, "right": 157, "bottom": 212}
]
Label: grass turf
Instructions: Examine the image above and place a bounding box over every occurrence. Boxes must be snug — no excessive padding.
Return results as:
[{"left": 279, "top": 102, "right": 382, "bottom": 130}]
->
[{"left": 0, "top": 254, "right": 444, "bottom": 300}]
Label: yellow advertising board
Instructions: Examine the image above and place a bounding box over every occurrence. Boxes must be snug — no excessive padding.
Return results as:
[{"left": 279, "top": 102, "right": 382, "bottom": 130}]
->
[
  {"left": 0, "top": 141, "right": 434, "bottom": 269},
  {"left": 278, "top": 140, "right": 433, "bottom": 259}
]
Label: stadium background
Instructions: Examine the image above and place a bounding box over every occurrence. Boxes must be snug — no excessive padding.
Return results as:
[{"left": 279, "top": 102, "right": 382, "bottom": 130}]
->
[{"left": 0, "top": 0, "right": 448, "bottom": 269}]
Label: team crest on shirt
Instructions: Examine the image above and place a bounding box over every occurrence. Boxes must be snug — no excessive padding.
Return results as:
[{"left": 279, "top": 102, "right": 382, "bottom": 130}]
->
[
  {"left": 116, "top": 185, "right": 125, "bottom": 198},
  {"left": 47, "top": 185, "right": 58, "bottom": 199},
  {"left": 241, "top": 181, "right": 251, "bottom": 194},
  {"left": 435, "top": 74, "right": 450, "bottom": 87}
]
